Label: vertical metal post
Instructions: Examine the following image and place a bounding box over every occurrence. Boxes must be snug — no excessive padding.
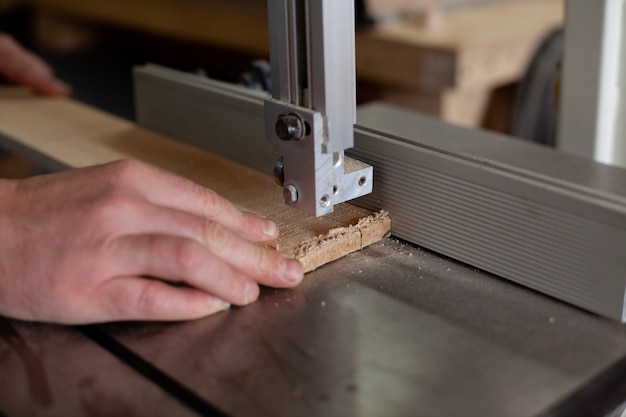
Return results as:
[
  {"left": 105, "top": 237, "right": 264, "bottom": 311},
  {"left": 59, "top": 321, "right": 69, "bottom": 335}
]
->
[
  {"left": 265, "top": 0, "right": 372, "bottom": 217},
  {"left": 558, "top": 0, "right": 625, "bottom": 167},
  {"left": 307, "top": 0, "right": 357, "bottom": 153}
]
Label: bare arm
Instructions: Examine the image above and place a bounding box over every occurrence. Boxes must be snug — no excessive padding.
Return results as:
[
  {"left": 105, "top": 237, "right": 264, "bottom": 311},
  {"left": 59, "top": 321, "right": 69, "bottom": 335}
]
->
[{"left": 0, "top": 160, "right": 304, "bottom": 324}]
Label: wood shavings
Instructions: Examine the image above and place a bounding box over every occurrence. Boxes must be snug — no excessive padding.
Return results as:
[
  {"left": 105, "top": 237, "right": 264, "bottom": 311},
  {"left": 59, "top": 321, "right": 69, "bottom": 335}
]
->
[{"left": 291, "top": 211, "right": 391, "bottom": 272}]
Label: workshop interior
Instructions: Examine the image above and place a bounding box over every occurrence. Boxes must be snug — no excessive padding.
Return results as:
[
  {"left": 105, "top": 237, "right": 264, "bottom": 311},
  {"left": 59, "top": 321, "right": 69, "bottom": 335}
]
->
[{"left": 1, "top": 0, "right": 626, "bottom": 416}]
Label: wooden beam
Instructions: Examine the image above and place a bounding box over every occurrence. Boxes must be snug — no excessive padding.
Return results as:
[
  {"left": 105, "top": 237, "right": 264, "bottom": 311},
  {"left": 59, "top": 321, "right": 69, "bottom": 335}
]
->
[{"left": 0, "top": 88, "right": 390, "bottom": 272}]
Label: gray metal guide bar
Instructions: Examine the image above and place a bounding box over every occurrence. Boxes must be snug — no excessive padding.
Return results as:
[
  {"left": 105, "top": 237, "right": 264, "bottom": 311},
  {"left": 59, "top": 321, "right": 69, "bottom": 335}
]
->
[{"left": 134, "top": 64, "right": 626, "bottom": 321}]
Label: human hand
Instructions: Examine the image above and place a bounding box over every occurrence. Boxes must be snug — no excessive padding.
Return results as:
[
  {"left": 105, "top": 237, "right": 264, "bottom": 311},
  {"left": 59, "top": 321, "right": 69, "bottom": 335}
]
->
[
  {"left": 0, "top": 34, "right": 70, "bottom": 96},
  {"left": 0, "top": 160, "right": 304, "bottom": 324}
]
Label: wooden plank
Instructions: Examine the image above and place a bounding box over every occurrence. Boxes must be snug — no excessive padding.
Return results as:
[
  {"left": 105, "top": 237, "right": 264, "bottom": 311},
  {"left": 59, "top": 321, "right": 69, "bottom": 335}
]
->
[{"left": 0, "top": 88, "right": 390, "bottom": 272}]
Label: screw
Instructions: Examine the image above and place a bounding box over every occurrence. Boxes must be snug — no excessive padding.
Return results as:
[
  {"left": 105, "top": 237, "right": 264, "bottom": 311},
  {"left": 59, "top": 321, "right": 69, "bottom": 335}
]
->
[
  {"left": 273, "top": 157, "right": 285, "bottom": 186},
  {"left": 284, "top": 185, "right": 299, "bottom": 203},
  {"left": 276, "top": 114, "right": 305, "bottom": 141}
]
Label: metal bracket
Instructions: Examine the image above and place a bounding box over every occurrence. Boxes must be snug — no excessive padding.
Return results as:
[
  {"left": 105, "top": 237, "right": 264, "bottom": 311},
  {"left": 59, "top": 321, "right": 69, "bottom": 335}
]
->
[
  {"left": 264, "top": 99, "right": 372, "bottom": 216},
  {"left": 265, "top": 0, "right": 372, "bottom": 216}
]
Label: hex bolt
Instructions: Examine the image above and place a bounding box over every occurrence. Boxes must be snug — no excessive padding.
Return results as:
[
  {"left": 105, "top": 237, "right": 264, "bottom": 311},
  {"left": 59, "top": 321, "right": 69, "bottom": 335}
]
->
[
  {"left": 283, "top": 185, "right": 299, "bottom": 203},
  {"left": 276, "top": 114, "right": 305, "bottom": 141}
]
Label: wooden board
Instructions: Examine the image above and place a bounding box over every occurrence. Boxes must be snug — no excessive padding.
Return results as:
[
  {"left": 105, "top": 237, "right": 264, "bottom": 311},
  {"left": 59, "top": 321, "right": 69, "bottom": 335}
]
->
[{"left": 0, "top": 88, "right": 390, "bottom": 272}]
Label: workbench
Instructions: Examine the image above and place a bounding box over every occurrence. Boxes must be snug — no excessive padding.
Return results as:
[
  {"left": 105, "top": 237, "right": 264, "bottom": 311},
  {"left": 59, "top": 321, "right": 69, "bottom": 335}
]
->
[
  {"left": 1, "top": 90, "right": 626, "bottom": 417},
  {"left": 25, "top": 0, "right": 563, "bottom": 128}
]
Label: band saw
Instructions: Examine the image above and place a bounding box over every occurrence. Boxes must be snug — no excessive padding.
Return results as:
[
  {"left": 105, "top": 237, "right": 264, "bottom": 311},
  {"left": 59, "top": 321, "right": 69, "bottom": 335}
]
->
[{"left": 0, "top": 0, "right": 626, "bottom": 416}]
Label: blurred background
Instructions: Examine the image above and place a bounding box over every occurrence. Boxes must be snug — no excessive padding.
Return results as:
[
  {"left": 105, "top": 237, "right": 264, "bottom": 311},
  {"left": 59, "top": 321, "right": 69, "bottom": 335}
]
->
[{"left": 0, "top": 0, "right": 564, "bottom": 176}]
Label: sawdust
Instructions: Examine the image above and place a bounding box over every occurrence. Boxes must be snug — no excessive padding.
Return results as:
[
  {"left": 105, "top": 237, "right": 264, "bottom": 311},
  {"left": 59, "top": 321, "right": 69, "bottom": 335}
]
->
[
  {"left": 292, "top": 210, "right": 391, "bottom": 272},
  {"left": 294, "top": 210, "right": 390, "bottom": 257}
]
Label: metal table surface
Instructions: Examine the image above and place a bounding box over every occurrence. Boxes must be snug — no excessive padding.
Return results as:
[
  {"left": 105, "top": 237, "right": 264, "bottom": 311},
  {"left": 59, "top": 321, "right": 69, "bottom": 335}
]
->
[
  {"left": 2, "top": 238, "right": 626, "bottom": 416},
  {"left": 0, "top": 320, "right": 195, "bottom": 416}
]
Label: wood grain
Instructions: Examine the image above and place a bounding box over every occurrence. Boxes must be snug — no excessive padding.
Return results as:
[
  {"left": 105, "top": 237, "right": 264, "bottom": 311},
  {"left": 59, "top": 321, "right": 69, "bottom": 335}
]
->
[{"left": 0, "top": 89, "right": 390, "bottom": 272}]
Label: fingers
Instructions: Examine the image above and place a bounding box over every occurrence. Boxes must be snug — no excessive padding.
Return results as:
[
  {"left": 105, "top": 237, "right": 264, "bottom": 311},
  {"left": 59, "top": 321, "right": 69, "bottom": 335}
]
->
[
  {"left": 18, "top": 61, "right": 71, "bottom": 96},
  {"left": 110, "top": 160, "right": 278, "bottom": 243},
  {"left": 109, "top": 234, "right": 261, "bottom": 306},
  {"left": 0, "top": 34, "right": 70, "bottom": 96},
  {"left": 94, "top": 277, "right": 231, "bottom": 323},
  {"left": 163, "top": 182, "right": 278, "bottom": 243},
  {"left": 100, "top": 226, "right": 302, "bottom": 321},
  {"left": 128, "top": 205, "right": 304, "bottom": 288},
  {"left": 195, "top": 221, "right": 303, "bottom": 288},
  {"left": 189, "top": 214, "right": 302, "bottom": 287}
]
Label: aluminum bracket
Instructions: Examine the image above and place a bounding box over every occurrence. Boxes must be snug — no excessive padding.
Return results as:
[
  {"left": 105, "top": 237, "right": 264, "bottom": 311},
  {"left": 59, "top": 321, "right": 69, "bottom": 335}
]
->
[{"left": 264, "top": 0, "right": 370, "bottom": 216}]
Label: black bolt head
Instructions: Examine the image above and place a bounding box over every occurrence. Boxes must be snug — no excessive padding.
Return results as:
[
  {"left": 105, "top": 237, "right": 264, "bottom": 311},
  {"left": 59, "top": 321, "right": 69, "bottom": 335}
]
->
[{"left": 276, "top": 114, "right": 304, "bottom": 141}]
